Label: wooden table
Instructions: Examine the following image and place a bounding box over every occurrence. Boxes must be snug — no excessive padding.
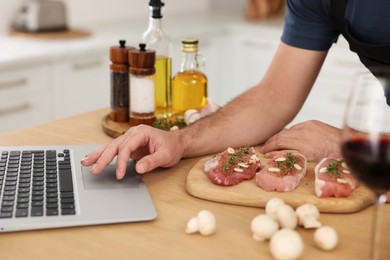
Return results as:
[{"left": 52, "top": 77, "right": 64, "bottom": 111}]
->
[{"left": 0, "top": 108, "right": 388, "bottom": 260}]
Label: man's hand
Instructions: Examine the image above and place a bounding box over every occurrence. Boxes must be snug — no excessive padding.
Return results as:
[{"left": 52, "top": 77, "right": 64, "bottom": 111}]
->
[
  {"left": 261, "top": 120, "right": 342, "bottom": 162},
  {"left": 81, "top": 125, "right": 185, "bottom": 179}
]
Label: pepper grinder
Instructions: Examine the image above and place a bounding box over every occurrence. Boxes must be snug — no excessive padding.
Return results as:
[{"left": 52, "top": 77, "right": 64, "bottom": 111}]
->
[
  {"left": 128, "top": 43, "right": 156, "bottom": 126},
  {"left": 109, "top": 40, "right": 135, "bottom": 122}
]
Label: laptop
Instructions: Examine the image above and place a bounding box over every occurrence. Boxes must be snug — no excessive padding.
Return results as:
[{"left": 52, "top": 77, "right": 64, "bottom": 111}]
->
[{"left": 0, "top": 144, "right": 157, "bottom": 233}]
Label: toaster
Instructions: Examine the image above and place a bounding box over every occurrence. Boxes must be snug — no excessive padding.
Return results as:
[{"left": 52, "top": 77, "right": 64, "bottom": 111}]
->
[{"left": 11, "top": 0, "right": 68, "bottom": 32}]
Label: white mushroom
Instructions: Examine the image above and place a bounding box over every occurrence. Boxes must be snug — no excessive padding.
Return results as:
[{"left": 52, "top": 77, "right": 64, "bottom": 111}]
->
[
  {"left": 185, "top": 217, "right": 198, "bottom": 234},
  {"left": 185, "top": 210, "right": 216, "bottom": 236},
  {"left": 269, "top": 229, "right": 304, "bottom": 260},
  {"left": 276, "top": 204, "right": 297, "bottom": 229},
  {"left": 197, "top": 210, "right": 216, "bottom": 235},
  {"left": 295, "top": 203, "right": 322, "bottom": 229},
  {"left": 169, "top": 125, "right": 179, "bottom": 131},
  {"left": 250, "top": 214, "right": 279, "bottom": 241},
  {"left": 184, "top": 109, "right": 201, "bottom": 125},
  {"left": 314, "top": 226, "right": 339, "bottom": 251},
  {"left": 265, "top": 198, "right": 285, "bottom": 221},
  {"left": 199, "top": 98, "right": 221, "bottom": 117}
]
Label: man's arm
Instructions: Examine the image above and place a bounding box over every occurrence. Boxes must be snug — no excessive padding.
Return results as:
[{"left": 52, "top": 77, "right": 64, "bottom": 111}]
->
[
  {"left": 81, "top": 41, "right": 328, "bottom": 177},
  {"left": 181, "top": 42, "right": 328, "bottom": 157}
]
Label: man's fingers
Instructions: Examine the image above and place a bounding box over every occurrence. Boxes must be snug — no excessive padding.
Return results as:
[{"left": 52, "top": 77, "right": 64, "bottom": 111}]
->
[
  {"left": 80, "top": 143, "right": 108, "bottom": 166},
  {"left": 261, "top": 130, "right": 301, "bottom": 154},
  {"left": 135, "top": 148, "right": 176, "bottom": 174},
  {"left": 115, "top": 143, "right": 133, "bottom": 180},
  {"left": 263, "top": 151, "right": 280, "bottom": 158},
  {"left": 114, "top": 126, "right": 155, "bottom": 178},
  {"left": 81, "top": 125, "right": 177, "bottom": 177},
  {"left": 262, "top": 134, "right": 287, "bottom": 153},
  {"left": 135, "top": 154, "right": 163, "bottom": 174},
  {"left": 88, "top": 141, "right": 122, "bottom": 174}
]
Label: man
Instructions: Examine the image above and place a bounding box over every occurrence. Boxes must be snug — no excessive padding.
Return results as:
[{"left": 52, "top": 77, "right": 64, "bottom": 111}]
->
[{"left": 81, "top": 0, "right": 390, "bottom": 180}]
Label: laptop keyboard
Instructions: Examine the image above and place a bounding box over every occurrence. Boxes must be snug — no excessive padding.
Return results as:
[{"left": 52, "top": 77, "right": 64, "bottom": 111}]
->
[{"left": 0, "top": 149, "right": 76, "bottom": 218}]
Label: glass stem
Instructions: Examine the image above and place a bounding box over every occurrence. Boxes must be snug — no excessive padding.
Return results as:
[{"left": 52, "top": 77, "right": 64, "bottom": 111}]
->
[{"left": 371, "top": 193, "right": 387, "bottom": 260}]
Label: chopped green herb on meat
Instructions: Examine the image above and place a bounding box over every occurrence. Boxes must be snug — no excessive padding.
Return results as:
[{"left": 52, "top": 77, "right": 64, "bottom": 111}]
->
[
  {"left": 224, "top": 146, "right": 251, "bottom": 171},
  {"left": 276, "top": 152, "right": 297, "bottom": 175},
  {"left": 325, "top": 159, "right": 344, "bottom": 179}
]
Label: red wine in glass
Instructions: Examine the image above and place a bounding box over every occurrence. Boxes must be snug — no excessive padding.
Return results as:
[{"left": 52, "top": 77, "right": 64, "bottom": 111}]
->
[
  {"left": 342, "top": 135, "right": 390, "bottom": 194},
  {"left": 342, "top": 68, "right": 390, "bottom": 260}
]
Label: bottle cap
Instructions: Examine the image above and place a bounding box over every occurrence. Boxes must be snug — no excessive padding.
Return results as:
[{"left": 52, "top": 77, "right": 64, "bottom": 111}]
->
[
  {"left": 181, "top": 38, "right": 199, "bottom": 53},
  {"left": 149, "top": 0, "right": 164, "bottom": 18},
  {"left": 110, "top": 40, "right": 135, "bottom": 72},
  {"left": 149, "top": 0, "right": 164, "bottom": 7},
  {"left": 129, "top": 43, "right": 156, "bottom": 76}
]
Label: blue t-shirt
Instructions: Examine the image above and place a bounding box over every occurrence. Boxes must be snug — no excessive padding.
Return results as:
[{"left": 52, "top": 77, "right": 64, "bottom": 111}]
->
[{"left": 282, "top": 0, "right": 390, "bottom": 51}]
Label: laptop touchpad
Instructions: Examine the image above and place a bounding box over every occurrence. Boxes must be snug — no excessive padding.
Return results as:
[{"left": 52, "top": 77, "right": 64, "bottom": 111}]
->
[{"left": 81, "top": 161, "right": 140, "bottom": 190}]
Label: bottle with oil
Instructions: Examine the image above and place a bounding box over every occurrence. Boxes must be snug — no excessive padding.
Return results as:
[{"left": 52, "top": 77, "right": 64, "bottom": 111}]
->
[
  {"left": 142, "top": 0, "right": 172, "bottom": 118},
  {"left": 172, "top": 38, "right": 207, "bottom": 117}
]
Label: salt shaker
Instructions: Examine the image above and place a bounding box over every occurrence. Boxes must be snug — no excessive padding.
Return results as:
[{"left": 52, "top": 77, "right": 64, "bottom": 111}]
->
[
  {"left": 128, "top": 43, "right": 156, "bottom": 126},
  {"left": 109, "top": 40, "right": 134, "bottom": 122}
]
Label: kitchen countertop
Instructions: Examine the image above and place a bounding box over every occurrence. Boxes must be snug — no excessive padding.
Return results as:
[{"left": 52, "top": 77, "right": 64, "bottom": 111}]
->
[
  {"left": 0, "top": 11, "right": 285, "bottom": 70},
  {"left": 0, "top": 108, "right": 389, "bottom": 260}
]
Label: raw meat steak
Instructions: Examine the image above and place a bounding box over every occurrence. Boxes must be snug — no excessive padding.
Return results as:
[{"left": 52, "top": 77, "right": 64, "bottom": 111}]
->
[
  {"left": 314, "top": 158, "right": 359, "bottom": 198},
  {"left": 203, "top": 146, "right": 261, "bottom": 186},
  {"left": 256, "top": 151, "right": 307, "bottom": 192}
]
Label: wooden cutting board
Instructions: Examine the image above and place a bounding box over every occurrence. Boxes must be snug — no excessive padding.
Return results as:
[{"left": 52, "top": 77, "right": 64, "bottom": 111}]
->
[{"left": 186, "top": 156, "right": 375, "bottom": 213}]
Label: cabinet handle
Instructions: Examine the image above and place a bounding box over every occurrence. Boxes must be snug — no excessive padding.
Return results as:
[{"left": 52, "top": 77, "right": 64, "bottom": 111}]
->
[
  {"left": 0, "top": 102, "right": 31, "bottom": 116},
  {"left": 0, "top": 78, "right": 28, "bottom": 90},
  {"left": 242, "top": 40, "right": 274, "bottom": 49},
  {"left": 72, "top": 60, "right": 103, "bottom": 70}
]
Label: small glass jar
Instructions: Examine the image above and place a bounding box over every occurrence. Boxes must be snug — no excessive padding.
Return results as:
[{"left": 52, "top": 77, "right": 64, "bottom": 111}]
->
[
  {"left": 171, "top": 38, "right": 207, "bottom": 118},
  {"left": 128, "top": 43, "right": 156, "bottom": 126}
]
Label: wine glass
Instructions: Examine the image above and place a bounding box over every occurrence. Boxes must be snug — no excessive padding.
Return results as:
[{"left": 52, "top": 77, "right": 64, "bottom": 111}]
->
[{"left": 341, "top": 68, "right": 390, "bottom": 260}]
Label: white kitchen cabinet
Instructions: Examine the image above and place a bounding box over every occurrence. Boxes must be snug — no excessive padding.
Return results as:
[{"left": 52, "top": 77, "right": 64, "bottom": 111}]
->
[
  {"left": 0, "top": 52, "right": 111, "bottom": 132},
  {"left": 229, "top": 32, "right": 279, "bottom": 100},
  {"left": 220, "top": 26, "right": 366, "bottom": 128},
  {"left": 51, "top": 52, "right": 110, "bottom": 119},
  {"left": 204, "top": 33, "right": 236, "bottom": 106},
  {"left": 290, "top": 37, "right": 367, "bottom": 128},
  {"left": 0, "top": 65, "right": 51, "bottom": 132}
]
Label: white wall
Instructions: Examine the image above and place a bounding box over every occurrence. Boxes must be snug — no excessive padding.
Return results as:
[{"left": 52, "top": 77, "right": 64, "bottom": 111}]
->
[
  {"left": 209, "top": 0, "right": 246, "bottom": 13},
  {"left": 0, "top": 0, "right": 211, "bottom": 34},
  {"left": 0, "top": 0, "right": 24, "bottom": 34},
  {"left": 63, "top": 0, "right": 211, "bottom": 27}
]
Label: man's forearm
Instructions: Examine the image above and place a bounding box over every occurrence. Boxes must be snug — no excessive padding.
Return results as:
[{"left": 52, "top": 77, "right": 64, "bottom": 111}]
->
[
  {"left": 179, "top": 84, "right": 291, "bottom": 158},
  {"left": 179, "top": 42, "right": 328, "bottom": 158}
]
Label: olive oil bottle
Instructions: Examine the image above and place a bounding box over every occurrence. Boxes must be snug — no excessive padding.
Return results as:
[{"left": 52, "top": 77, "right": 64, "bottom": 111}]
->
[
  {"left": 142, "top": 0, "right": 172, "bottom": 118},
  {"left": 172, "top": 38, "right": 207, "bottom": 117},
  {"left": 154, "top": 55, "right": 172, "bottom": 116}
]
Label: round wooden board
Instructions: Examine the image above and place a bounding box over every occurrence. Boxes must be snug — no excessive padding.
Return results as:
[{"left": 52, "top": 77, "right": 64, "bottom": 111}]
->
[
  {"left": 101, "top": 114, "right": 131, "bottom": 138},
  {"left": 9, "top": 28, "right": 91, "bottom": 40},
  {"left": 186, "top": 155, "right": 375, "bottom": 213}
]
